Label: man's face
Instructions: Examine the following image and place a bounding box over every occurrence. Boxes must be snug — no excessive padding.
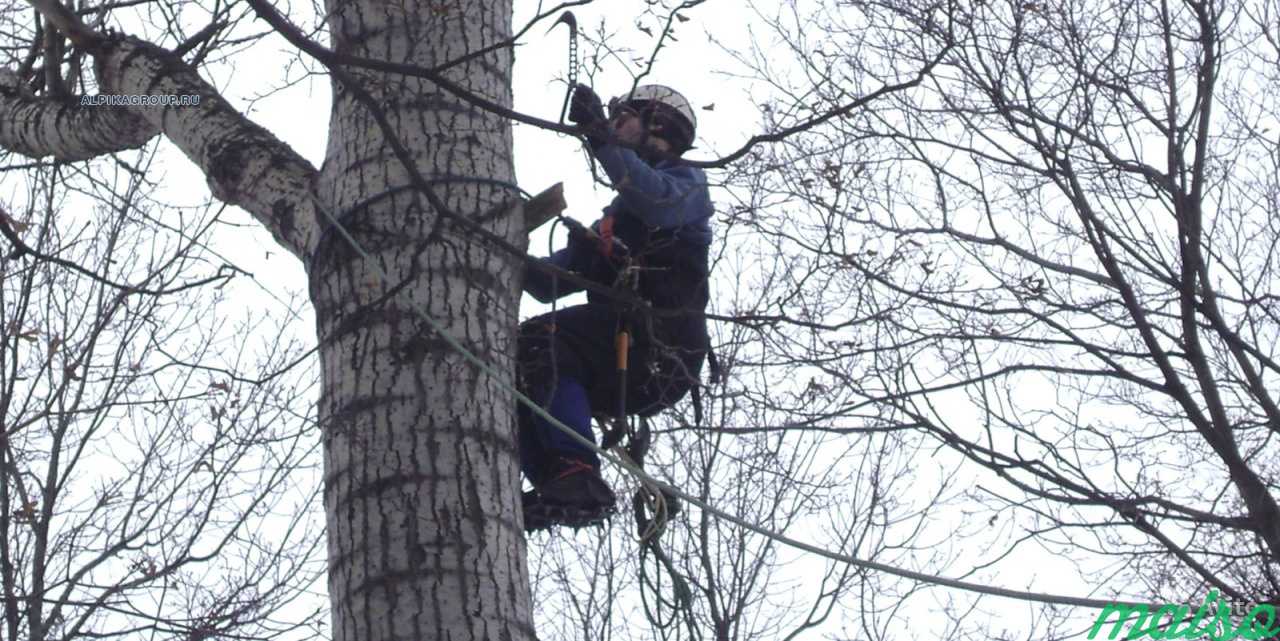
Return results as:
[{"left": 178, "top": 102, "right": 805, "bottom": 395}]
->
[{"left": 610, "top": 111, "right": 674, "bottom": 155}]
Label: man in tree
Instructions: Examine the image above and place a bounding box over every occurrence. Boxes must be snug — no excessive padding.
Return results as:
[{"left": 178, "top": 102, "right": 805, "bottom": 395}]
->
[{"left": 519, "top": 84, "right": 713, "bottom": 530}]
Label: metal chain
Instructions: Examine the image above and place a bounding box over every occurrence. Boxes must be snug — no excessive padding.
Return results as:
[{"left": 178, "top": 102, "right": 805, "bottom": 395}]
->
[{"left": 550, "top": 11, "right": 579, "bottom": 125}]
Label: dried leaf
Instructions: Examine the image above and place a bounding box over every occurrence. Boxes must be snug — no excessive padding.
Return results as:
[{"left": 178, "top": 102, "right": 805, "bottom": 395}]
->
[
  {"left": 0, "top": 210, "right": 31, "bottom": 234},
  {"left": 702, "top": 103, "right": 715, "bottom": 111},
  {"left": 132, "top": 559, "right": 159, "bottom": 578},
  {"left": 637, "top": 23, "right": 653, "bottom": 36},
  {"left": 209, "top": 381, "right": 231, "bottom": 394},
  {"left": 13, "top": 501, "right": 37, "bottom": 522}
]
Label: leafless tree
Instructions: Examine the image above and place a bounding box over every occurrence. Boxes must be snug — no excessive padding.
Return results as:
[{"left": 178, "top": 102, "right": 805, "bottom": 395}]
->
[
  {"left": 710, "top": 0, "right": 1280, "bottom": 635},
  {"left": 0, "top": 145, "right": 323, "bottom": 641}
]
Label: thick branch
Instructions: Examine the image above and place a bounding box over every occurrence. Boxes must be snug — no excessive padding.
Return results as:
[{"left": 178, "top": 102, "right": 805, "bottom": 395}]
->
[
  {"left": 86, "top": 34, "right": 320, "bottom": 261},
  {"left": 9, "top": 0, "right": 321, "bottom": 261},
  {"left": 0, "top": 72, "right": 157, "bottom": 161}
]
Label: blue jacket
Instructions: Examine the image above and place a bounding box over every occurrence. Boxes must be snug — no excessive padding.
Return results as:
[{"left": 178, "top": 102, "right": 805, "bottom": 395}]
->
[
  {"left": 527, "top": 144, "right": 714, "bottom": 312},
  {"left": 592, "top": 144, "right": 714, "bottom": 244}
]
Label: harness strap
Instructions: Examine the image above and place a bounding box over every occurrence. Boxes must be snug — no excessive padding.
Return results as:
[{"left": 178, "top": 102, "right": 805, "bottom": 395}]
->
[{"left": 690, "top": 346, "right": 720, "bottom": 428}]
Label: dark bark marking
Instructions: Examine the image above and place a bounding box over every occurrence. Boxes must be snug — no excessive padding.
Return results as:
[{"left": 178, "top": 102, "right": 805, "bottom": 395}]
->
[
  {"left": 392, "top": 330, "right": 447, "bottom": 364},
  {"left": 327, "top": 305, "right": 416, "bottom": 344},
  {"left": 309, "top": 234, "right": 425, "bottom": 282},
  {"left": 345, "top": 472, "right": 441, "bottom": 503},
  {"left": 325, "top": 394, "right": 413, "bottom": 438},
  {"left": 271, "top": 197, "right": 296, "bottom": 237},
  {"left": 115, "top": 37, "right": 152, "bottom": 83},
  {"left": 207, "top": 138, "right": 248, "bottom": 193},
  {"left": 384, "top": 93, "right": 471, "bottom": 115}
]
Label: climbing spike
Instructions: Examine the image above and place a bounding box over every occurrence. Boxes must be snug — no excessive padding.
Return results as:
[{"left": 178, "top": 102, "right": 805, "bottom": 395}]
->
[
  {"left": 523, "top": 498, "right": 615, "bottom": 533},
  {"left": 545, "top": 10, "right": 577, "bottom": 35}
]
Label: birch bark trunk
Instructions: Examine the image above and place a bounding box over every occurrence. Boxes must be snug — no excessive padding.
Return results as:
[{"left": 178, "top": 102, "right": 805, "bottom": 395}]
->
[
  {"left": 0, "top": 0, "right": 535, "bottom": 638},
  {"left": 314, "top": 1, "right": 532, "bottom": 639}
]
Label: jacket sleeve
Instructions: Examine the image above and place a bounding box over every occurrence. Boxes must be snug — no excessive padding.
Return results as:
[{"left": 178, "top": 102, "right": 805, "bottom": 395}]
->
[
  {"left": 523, "top": 250, "right": 582, "bottom": 303},
  {"left": 592, "top": 144, "right": 712, "bottom": 230},
  {"left": 523, "top": 224, "right": 622, "bottom": 302}
]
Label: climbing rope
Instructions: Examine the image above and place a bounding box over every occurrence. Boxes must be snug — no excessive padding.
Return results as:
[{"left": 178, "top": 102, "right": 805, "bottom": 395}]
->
[
  {"left": 284, "top": 44, "right": 1154, "bottom": 605},
  {"left": 311, "top": 192, "right": 1152, "bottom": 609}
]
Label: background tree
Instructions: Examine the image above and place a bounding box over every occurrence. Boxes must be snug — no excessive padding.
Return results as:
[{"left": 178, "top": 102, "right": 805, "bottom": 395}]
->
[
  {"left": 0, "top": 148, "right": 323, "bottom": 640},
  {"left": 707, "top": 0, "right": 1280, "bottom": 635}
]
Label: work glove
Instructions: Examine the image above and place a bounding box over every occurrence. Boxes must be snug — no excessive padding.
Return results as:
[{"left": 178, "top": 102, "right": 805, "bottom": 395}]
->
[
  {"left": 560, "top": 216, "right": 597, "bottom": 250},
  {"left": 562, "top": 216, "right": 625, "bottom": 260},
  {"left": 568, "top": 84, "right": 608, "bottom": 146}
]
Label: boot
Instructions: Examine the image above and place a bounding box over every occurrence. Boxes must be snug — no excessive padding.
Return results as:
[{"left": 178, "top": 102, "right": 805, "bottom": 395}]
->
[{"left": 523, "top": 457, "right": 616, "bottom": 532}]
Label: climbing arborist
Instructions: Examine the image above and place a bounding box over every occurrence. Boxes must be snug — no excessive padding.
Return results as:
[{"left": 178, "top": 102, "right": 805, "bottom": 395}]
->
[{"left": 518, "top": 83, "right": 713, "bottom": 531}]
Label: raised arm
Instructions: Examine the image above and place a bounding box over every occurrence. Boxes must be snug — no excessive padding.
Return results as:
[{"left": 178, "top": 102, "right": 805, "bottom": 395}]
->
[{"left": 593, "top": 144, "right": 712, "bottom": 231}]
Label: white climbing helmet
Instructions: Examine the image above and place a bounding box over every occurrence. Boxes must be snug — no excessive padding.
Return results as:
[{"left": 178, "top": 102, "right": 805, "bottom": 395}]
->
[{"left": 614, "top": 84, "right": 697, "bottom": 150}]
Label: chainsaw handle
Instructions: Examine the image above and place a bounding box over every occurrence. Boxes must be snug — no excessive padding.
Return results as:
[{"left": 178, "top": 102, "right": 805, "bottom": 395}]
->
[{"left": 560, "top": 217, "right": 630, "bottom": 259}]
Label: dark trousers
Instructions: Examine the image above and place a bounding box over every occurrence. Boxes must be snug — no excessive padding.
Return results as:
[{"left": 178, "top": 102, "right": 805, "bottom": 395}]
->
[{"left": 517, "top": 303, "right": 706, "bottom": 483}]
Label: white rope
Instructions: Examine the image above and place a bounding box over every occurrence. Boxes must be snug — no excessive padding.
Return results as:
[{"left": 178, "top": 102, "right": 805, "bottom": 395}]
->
[{"left": 311, "top": 181, "right": 1141, "bottom": 612}]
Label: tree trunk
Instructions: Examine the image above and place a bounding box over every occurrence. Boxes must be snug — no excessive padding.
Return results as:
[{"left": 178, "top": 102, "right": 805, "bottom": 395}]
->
[
  {"left": 3, "top": 0, "right": 533, "bottom": 637},
  {"left": 313, "top": 1, "right": 533, "bottom": 640}
]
